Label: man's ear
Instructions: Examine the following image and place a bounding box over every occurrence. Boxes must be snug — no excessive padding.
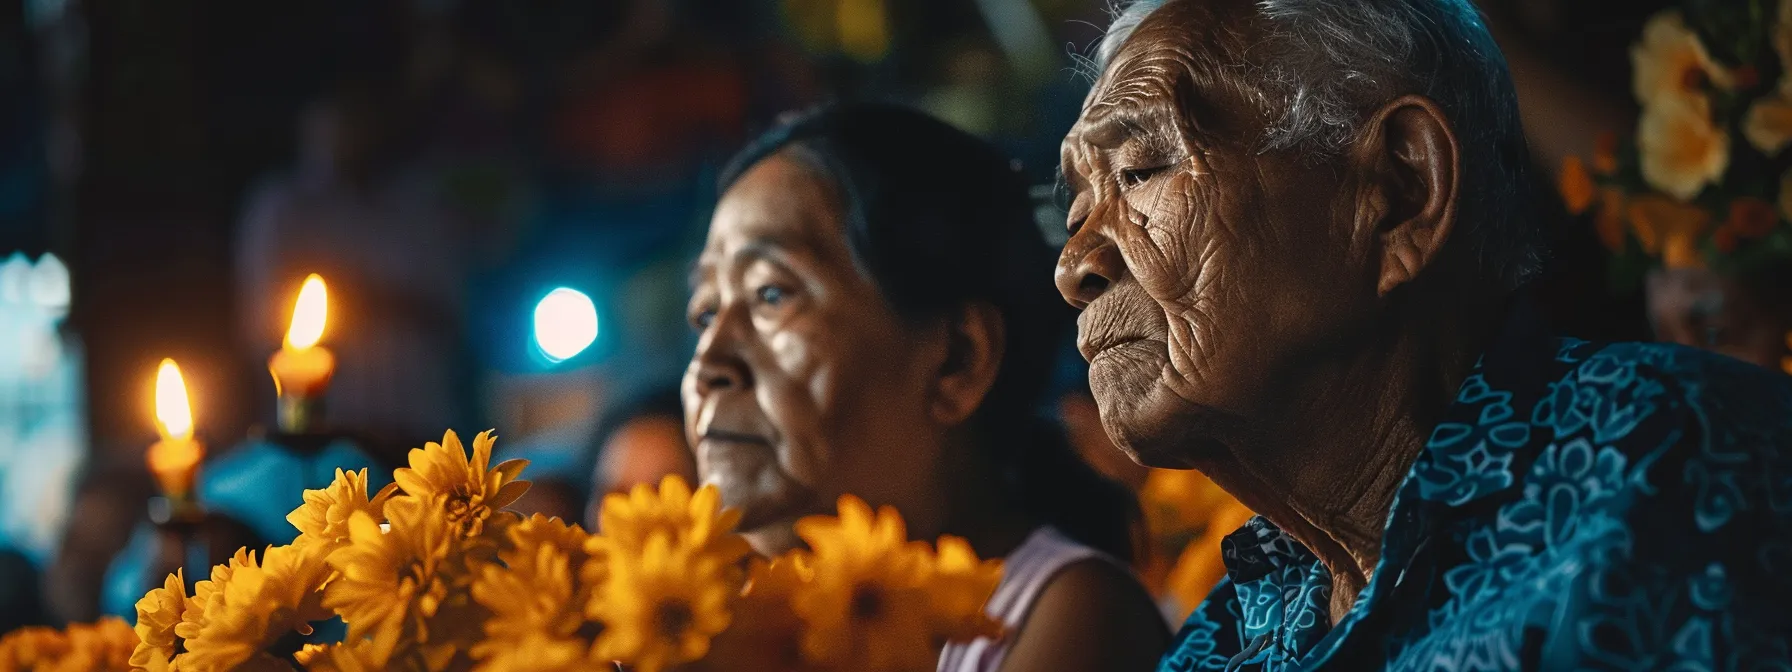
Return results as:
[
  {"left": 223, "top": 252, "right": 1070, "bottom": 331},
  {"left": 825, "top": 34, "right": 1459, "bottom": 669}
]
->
[
  {"left": 1356, "top": 94, "right": 1461, "bottom": 295},
  {"left": 929, "top": 302, "right": 1006, "bottom": 426}
]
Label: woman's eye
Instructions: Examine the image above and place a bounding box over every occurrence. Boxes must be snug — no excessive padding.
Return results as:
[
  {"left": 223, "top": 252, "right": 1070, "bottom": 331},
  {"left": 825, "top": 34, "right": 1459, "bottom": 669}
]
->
[
  {"left": 756, "top": 285, "right": 787, "bottom": 306},
  {"left": 1120, "top": 165, "right": 1167, "bottom": 187},
  {"left": 691, "top": 308, "right": 716, "bottom": 330}
]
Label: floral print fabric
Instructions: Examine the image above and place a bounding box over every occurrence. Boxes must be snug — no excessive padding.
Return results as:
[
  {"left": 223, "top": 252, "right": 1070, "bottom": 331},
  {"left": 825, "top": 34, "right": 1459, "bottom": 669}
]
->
[{"left": 1160, "top": 309, "right": 1792, "bottom": 671}]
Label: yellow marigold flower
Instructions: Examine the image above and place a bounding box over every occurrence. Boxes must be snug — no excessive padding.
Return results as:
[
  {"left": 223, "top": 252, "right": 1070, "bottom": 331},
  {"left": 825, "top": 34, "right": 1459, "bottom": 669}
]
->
[
  {"left": 590, "top": 532, "right": 735, "bottom": 672},
  {"left": 471, "top": 517, "right": 588, "bottom": 664},
  {"left": 1637, "top": 100, "right": 1729, "bottom": 201},
  {"left": 505, "top": 513, "right": 591, "bottom": 564},
  {"left": 925, "top": 535, "right": 1004, "bottom": 643},
  {"left": 175, "top": 548, "right": 253, "bottom": 644},
  {"left": 0, "top": 619, "right": 139, "bottom": 672},
  {"left": 60, "top": 617, "right": 138, "bottom": 672},
  {"left": 131, "top": 570, "right": 186, "bottom": 671},
  {"left": 289, "top": 468, "right": 398, "bottom": 549},
  {"left": 1632, "top": 11, "right": 1733, "bottom": 110},
  {"left": 590, "top": 475, "right": 752, "bottom": 564},
  {"left": 295, "top": 639, "right": 391, "bottom": 672},
  {"left": 792, "top": 495, "right": 935, "bottom": 672},
  {"left": 394, "top": 429, "right": 530, "bottom": 537},
  {"left": 324, "top": 495, "right": 456, "bottom": 657},
  {"left": 0, "top": 626, "right": 70, "bottom": 670},
  {"left": 688, "top": 554, "right": 814, "bottom": 672},
  {"left": 468, "top": 632, "right": 590, "bottom": 672},
  {"left": 180, "top": 543, "right": 333, "bottom": 671}
]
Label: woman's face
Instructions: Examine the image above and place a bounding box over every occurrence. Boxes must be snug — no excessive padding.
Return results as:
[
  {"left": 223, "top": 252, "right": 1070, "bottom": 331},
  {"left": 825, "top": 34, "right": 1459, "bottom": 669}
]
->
[{"left": 684, "top": 152, "right": 946, "bottom": 554}]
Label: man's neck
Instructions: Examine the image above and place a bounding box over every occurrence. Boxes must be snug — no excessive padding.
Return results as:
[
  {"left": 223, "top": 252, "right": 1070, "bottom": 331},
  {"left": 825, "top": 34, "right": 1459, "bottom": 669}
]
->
[{"left": 1199, "top": 296, "right": 1491, "bottom": 620}]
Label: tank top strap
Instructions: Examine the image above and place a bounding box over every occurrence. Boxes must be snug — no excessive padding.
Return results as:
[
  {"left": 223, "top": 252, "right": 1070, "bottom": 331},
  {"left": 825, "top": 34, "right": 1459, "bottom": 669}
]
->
[{"left": 936, "top": 526, "right": 1128, "bottom": 672}]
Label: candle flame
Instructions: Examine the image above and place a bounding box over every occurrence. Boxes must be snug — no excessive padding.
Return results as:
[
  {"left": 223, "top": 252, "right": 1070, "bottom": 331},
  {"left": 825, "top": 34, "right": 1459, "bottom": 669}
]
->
[
  {"left": 155, "top": 359, "right": 193, "bottom": 440},
  {"left": 285, "top": 274, "right": 328, "bottom": 350}
]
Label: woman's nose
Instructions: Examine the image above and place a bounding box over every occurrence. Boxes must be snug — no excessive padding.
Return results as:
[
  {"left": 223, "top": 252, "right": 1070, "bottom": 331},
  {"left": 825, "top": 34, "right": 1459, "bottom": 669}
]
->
[{"left": 691, "top": 356, "right": 748, "bottom": 395}]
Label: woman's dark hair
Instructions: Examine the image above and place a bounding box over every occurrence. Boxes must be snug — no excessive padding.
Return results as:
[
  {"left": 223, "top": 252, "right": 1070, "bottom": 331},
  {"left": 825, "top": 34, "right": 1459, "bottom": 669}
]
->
[{"left": 718, "top": 103, "right": 1139, "bottom": 561}]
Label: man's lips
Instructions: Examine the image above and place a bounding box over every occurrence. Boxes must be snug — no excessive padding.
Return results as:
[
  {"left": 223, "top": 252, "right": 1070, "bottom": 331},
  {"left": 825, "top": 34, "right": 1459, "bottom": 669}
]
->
[
  {"left": 1079, "top": 333, "right": 1149, "bottom": 362},
  {"left": 699, "top": 428, "right": 772, "bottom": 446}
]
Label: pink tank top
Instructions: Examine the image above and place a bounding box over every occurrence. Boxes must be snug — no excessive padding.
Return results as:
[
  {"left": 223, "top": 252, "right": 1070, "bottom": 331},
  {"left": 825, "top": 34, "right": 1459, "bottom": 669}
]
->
[{"left": 935, "top": 526, "right": 1122, "bottom": 672}]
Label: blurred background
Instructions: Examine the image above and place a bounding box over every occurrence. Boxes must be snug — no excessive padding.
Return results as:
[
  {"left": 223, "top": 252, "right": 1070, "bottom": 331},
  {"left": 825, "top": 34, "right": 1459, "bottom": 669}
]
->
[{"left": 0, "top": 0, "right": 1673, "bottom": 630}]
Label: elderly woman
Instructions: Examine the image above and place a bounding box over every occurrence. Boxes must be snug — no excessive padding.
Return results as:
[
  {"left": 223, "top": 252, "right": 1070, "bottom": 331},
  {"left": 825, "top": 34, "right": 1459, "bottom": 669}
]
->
[
  {"left": 1057, "top": 0, "right": 1792, "bottom": 670},
  {"left": 685, "top": 103, "right": 1166, "bottom": 671}
]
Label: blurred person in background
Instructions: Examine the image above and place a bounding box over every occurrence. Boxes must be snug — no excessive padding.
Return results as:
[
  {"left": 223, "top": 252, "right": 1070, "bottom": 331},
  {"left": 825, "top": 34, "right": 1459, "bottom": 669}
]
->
[
  {"left": 581, "top": 387, "right": 697, "bottom": 527},
  {"left": 235, "top": 81, "right": 473, "bottom": 459},
  {"left": 686, "top": 103, "right": 1166, "bottom": 671}
]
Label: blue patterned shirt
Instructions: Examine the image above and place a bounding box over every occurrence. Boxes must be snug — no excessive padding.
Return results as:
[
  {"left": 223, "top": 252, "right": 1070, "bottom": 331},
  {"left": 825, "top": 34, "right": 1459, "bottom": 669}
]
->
[{"left": 1160, "top": 310, "right": 1792, "bottom": 671}]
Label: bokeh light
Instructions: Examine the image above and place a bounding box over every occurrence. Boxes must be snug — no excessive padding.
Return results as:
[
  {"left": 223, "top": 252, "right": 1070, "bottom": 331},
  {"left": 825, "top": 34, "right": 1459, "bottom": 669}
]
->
[{"left": 533, "top": 287, "right": 598, "bottom": 363}]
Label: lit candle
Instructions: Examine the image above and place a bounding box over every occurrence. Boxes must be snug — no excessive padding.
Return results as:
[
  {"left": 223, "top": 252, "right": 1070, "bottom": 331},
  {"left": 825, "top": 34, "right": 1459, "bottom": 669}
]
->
[
  {"left": 268, "top": 274, "right": 336, "bottom": 432},
  {"left": 147, "top": 359, "right": 204, "bottom": 500}
]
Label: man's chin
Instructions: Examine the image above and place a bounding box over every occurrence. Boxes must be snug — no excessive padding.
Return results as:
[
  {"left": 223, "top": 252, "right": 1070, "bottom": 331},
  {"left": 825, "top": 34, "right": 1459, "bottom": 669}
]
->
[
  {"left": 1092, "top": 379, "right": 1230, "bottom": 470},
  {"left": 740, "top": 519, "right": 801, "bottom": 557}
]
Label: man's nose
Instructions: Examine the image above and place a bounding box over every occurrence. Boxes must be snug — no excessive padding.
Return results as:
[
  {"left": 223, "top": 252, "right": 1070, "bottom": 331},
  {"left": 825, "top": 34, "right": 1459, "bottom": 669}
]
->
[{"left": 1056, "top": 223, "right": 1125, "bottom": 309}]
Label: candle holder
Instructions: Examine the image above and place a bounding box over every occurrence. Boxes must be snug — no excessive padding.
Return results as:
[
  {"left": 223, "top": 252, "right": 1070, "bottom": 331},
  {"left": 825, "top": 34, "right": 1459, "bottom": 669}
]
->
[
  {"left": 274, "top": 388, "right": 328, "bottom": 435},
  {"left": 271, "top": 274, "right": 335, "bottom": 434}
]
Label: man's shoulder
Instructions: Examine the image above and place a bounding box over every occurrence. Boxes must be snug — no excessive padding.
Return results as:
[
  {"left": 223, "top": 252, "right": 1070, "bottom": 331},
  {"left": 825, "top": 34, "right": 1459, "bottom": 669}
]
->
[
  {"left": 1538, "top": 339, "right": 1792, "bottom": 448},
  {"left": 1523, "top": 340, "right": 1792, "bottom": 535}
]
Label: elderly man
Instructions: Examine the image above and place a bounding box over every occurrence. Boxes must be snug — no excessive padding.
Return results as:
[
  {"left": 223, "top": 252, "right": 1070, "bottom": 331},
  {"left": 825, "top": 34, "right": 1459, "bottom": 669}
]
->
[{"left": 1056, "top": 0, "right": 1792, "bottom": 669}]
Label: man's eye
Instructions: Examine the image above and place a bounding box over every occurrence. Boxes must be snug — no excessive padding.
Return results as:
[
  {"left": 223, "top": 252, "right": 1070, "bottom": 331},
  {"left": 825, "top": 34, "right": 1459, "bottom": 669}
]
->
[
  {"left": 756, "top": 285, "right": 787, "bottom": 306},
  {"left": 1120, "top": 165, "right": 1168, "bottom": 187},
  {"left": 691, "top": 309, "right": 716, "bottom": 330}
]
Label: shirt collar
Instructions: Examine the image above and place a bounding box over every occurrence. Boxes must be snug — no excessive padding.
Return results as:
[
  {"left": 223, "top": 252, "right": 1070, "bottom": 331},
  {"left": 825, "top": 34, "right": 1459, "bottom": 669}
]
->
[{"left": 1215, "top": 294, "right": 1565, "bottom": 665}]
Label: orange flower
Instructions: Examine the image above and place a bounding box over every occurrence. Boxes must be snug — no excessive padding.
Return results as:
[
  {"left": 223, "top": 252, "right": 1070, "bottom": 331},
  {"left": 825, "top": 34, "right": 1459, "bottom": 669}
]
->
[
  {"left": 1559, "top": 156, "right": 1597, "bottom": 214},
  {"left": 1628, "top": 195, "right": 1712, "bottom": 268},
  {"left": 1160, "top": 501, "right": 1256, "bottom": 624},
  {"left": 1592, "top": 131, "right": 1621, "bottom": 174},
  {"left": 1715, "top": 198, "right": 1779, "bottom": 252}
]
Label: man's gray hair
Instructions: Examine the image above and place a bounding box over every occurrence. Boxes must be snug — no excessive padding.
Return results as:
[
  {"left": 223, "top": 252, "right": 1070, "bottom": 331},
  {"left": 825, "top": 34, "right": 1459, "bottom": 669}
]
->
[{"left": 1094, "top": 0, "right": 1543, "bottom": 291}]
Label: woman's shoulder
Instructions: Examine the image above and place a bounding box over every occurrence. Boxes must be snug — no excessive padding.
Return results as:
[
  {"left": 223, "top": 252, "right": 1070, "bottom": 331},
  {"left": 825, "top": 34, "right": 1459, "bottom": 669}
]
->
[
  {"left": 998, "top": 556, "right": 1168, "bottom": 672},
  {"left": 984, "top": 528, "right": 1167, "bottom": 671}
]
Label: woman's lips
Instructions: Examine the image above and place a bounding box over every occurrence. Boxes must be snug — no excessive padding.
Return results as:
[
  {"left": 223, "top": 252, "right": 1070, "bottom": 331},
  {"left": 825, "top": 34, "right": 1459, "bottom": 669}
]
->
[{"left": 697, "top": 432, "right": 803, "bottom": 531}]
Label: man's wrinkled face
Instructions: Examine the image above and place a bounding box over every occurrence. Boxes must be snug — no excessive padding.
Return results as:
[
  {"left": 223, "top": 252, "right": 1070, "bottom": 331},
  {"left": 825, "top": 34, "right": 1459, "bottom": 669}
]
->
[{"left": 1056, "top": 0, "right": 1371, "bottom": 468}]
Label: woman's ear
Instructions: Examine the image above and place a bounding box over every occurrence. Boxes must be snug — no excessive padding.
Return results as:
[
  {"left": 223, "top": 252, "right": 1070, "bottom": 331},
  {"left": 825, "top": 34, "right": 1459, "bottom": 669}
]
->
[{"left": 930, "top": 302, "right": 1006, "bottom": 426}]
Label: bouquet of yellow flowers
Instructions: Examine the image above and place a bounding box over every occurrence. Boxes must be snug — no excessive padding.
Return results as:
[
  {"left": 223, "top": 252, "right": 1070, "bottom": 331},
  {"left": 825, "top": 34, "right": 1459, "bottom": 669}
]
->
[
  {"left": 0, "top": 430, "right": 1003, "bottom": 672},
  {"left": 1561, "top": 0, "right": 1792, "bottom": 277}
]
